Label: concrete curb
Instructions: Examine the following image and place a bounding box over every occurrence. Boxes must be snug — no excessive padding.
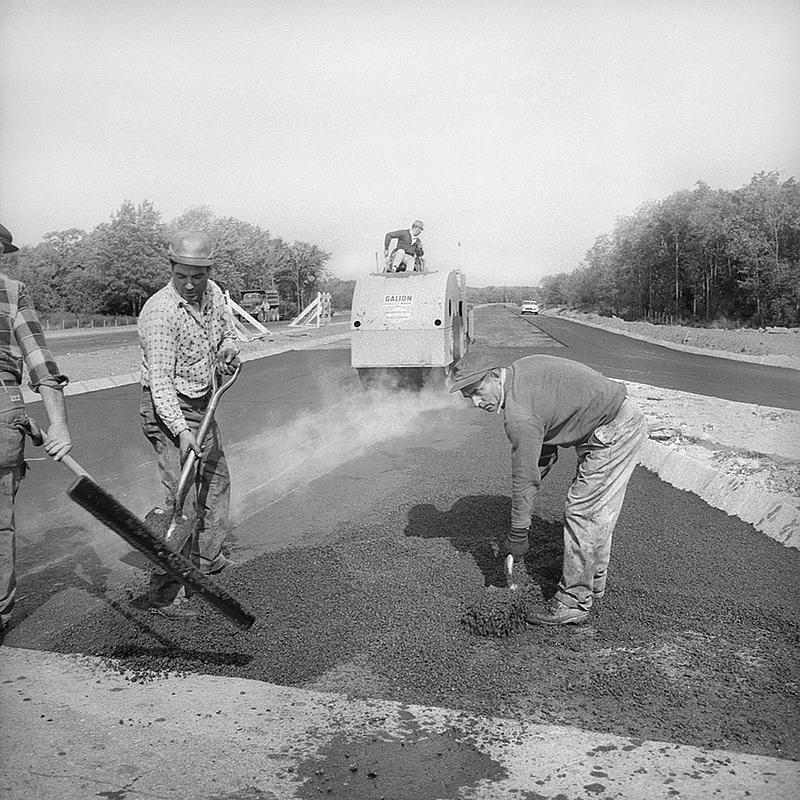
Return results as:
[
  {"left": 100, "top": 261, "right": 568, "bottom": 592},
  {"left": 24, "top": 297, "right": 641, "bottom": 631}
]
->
[
  {"left": 1, "top": 647, "right": 796, "bottom": 800},
  {"left": 639, "top": 439, "right": 800, "bottom": 549},
  {"left": 20, "top": 332, "right": 352, "bottom": 404}
]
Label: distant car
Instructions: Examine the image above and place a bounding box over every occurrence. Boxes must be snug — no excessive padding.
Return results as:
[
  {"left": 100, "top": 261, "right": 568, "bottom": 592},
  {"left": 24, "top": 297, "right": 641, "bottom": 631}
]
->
[{"left": 521, "top": 300, "right": 540, "bottom": 315}]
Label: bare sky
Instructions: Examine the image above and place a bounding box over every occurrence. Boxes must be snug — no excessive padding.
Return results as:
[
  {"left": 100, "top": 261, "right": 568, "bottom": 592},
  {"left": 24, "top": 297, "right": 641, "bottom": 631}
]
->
[{"left": 1, "top": 0, "right": 798, "bottom": 286}]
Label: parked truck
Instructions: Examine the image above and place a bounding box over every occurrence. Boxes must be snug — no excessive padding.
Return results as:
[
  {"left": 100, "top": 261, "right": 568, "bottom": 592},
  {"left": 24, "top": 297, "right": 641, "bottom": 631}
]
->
[{"left": 239, "top": 288, "right": 281, "bottom": 323}]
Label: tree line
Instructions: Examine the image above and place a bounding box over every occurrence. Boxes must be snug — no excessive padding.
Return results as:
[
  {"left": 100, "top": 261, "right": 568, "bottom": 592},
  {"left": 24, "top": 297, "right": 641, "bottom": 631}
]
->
[
  {"left": 1, "top": 201, "right": 332, "bottom": 319},
  {"left": 539, "top": 172, "right": 800, "bottom": 326}
]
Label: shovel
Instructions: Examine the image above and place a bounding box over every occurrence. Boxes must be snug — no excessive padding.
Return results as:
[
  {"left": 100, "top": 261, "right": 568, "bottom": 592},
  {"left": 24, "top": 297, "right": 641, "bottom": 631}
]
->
[
  {"left": 23, "top": 417, "right": 254, "bottom": 630},
  {"left": 160, "top": 362, "right": 242, "bottom": 549}
]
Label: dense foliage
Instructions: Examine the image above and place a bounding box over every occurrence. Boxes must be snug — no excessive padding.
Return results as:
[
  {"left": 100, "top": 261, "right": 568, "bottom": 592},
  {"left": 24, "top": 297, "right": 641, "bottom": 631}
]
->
[
  {"left": 465, "top": 286, "right": 540, "bottom": 305},
  {"left": 2, "top": 201, "right": 331, "bottom": 318},
  {"left": 539, "top": 172, "right": 800, "bottom": 326}
]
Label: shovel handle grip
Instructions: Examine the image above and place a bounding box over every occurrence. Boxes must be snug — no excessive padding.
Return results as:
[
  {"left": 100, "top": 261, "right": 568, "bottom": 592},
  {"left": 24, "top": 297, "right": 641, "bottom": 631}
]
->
[{"left": 59, "top": 453, "right": 92, "bottom": 479}]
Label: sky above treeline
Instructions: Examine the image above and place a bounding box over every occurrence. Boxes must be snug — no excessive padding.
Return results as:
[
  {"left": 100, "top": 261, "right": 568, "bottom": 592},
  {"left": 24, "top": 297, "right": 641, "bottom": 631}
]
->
[{"left": 1, "top": 0, "right": 798, "bottom": 287}]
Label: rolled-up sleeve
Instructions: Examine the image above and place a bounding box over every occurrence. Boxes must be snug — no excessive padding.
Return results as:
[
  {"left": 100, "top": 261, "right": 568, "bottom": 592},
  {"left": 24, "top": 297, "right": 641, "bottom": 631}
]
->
[{"left": 15, "top": 284, "right": 69, "bottom": 391}]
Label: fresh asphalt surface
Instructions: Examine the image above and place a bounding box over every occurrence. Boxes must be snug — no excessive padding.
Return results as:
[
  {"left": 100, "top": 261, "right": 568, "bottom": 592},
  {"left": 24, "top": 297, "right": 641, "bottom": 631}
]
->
[
  {"left": 5, "top": 310, "right": 800, "bottom": 765},
  {"left": 520, "top": 314, "right": 800, "bottom": 410}
]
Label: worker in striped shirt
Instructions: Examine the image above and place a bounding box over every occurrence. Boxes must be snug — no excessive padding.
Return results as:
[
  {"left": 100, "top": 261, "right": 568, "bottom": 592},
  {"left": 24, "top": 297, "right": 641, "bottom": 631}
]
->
[
  {"left": 138, "top": 231, "right": 239, "bottom": 620},
  {"left": 0, "top": 223, "right": 72, "bottom": 639}
]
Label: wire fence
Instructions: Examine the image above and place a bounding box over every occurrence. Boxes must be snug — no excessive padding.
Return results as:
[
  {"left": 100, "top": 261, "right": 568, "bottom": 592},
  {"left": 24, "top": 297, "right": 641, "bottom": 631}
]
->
[{"left": 40, "top": 314, "right": 138, "bottom": 330}]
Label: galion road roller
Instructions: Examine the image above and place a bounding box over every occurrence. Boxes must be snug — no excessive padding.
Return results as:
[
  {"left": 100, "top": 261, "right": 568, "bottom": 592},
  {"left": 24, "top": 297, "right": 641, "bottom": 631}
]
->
[{"left": 350, "top": 262, "right": 473, "bottom": 388}]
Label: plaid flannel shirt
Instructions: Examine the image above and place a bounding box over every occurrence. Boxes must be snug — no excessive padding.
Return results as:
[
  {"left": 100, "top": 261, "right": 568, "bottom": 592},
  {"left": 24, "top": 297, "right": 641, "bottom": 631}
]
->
[
  {"left": 138, "top": 279, "right": 238, "bottom": 436},
  {"left": 0, "top": 272, "right": 68, "bottom": 391}
]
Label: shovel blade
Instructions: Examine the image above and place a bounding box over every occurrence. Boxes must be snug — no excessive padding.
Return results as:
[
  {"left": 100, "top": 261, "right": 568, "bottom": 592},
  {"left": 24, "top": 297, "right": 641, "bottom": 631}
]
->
[
  {"left": 504, "top": 553, "right": 519, "bottom": 591},
  {"left": 67, "top": 475, "right": 255, "bottom": 630}
]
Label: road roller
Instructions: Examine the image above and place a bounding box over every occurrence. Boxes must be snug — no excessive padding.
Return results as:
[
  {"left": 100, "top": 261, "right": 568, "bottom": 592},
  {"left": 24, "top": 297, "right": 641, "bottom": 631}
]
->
[{"left": 350, "top": 264, "right": 472, "bottom": 388}]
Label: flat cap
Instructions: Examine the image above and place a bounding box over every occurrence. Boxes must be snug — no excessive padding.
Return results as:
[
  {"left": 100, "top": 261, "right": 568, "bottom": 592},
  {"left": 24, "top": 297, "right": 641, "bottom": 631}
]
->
[
  {"left": 447, "top": 350, "right": 500, "bottom": 392},
  {"left": 0, "top": 224, "right": 19, "bottom": 254}
]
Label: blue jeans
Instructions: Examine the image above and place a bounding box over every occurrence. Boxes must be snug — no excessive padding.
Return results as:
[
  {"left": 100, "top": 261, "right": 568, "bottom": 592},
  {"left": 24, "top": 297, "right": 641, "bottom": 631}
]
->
[
  {"left": 139, "top": 389, "right": 231, "bottom": 606},
  {"left": 557, "top": 397, "right": 648, "bottom": 611},
  {"left": 0, "top": 401, "right": 27, "bottom": 627}
]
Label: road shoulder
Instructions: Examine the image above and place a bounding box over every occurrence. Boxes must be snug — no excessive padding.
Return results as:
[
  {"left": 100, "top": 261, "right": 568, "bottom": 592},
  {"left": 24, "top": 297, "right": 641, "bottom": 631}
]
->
[{"left": 2, "top": 646, "right": 796, "bottom": 800}]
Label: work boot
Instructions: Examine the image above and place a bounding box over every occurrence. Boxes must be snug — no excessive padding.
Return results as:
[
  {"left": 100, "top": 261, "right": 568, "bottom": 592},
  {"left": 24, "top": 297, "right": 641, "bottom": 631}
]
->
[
  {"left": 203, "top": 555, "right": 236, "bottom": 576},
  {"left": 150, "top": 600, "right": 198, "bottom": 621},
  {"left": 527, "top": 597, "right": 589, "bottom": 626}
]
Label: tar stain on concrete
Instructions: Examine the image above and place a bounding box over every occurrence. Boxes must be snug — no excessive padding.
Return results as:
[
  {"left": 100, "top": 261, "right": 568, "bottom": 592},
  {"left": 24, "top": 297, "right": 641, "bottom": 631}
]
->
[
  {"left": 293, "top": 728, "right": 506, "bottom": 799},
  {"left": 207, "top": 788, "right": 279, "bottom": 800}
]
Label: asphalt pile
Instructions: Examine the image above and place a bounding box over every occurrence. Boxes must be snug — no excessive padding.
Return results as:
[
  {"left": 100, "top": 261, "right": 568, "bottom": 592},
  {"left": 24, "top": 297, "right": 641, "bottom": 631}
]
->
[{"left": 460, "top": 586, "right": 528, "bottom": 637}]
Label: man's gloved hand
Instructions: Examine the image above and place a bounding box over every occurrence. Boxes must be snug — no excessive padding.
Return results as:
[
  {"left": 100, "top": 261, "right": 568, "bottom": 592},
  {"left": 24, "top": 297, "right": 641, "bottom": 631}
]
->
[
  {"left": 538, "top": 444, "right": 558, "bottom": 479},
  {"left": 501, "top": 527, "right": 530, "bottom": 560}
]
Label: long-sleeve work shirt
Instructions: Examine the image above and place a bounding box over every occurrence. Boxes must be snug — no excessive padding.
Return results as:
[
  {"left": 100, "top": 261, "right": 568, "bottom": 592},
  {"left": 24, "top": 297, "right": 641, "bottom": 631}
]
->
[
  {"left": 384, "top": 229, "right": 423, "bottom": 257},
  {"left": 503, "top": 355, "right": 626, "bottom": 528},
  {"left": 138, "top": 279, "right": 238, "bottom": 436},
  {"left": 0, "top": 273, "right": 68, "bottom": 391}
]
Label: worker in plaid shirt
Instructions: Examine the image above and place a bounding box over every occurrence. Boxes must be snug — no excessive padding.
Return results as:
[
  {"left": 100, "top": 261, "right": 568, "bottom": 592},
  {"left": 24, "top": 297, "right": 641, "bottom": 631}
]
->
[
  {"left": 138, "top": 230, "right": 239, "bottom": 620},
  {"left": 0, "top": 223, "right": 72, "bottom": 638}
]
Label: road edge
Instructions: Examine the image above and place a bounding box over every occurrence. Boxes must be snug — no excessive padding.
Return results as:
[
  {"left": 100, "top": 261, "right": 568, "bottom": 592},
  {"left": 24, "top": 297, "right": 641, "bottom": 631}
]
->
[{"left": 2, "top": 646, "right": 797, "bottom": 800}]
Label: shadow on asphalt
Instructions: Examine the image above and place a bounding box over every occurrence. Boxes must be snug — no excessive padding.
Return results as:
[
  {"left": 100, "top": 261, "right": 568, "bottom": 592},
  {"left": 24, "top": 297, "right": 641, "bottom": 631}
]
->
[{"left": 403, "top": 495, "right": 563, "bottom": 594}]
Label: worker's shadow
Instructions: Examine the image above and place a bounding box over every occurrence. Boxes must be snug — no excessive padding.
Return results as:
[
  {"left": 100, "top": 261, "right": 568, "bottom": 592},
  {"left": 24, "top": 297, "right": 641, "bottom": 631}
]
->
[{"left": 403, "top": 495, "right": 563, "bottom": 595}]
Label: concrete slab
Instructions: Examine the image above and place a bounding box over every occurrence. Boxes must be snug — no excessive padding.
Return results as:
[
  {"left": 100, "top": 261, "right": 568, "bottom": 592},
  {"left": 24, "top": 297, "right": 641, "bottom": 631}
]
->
[
  {"left": 1, "top": 647, "right": 797, "bottom": 800},
  {"left": 639, "top": 439, "right": 800, "bottom": 548}
]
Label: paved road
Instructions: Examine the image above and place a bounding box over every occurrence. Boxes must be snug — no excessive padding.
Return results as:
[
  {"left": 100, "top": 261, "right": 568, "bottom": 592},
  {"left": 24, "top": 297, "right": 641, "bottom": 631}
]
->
[
  {"left": 523, "top": 314, "right": 800, "bottom": 410},
  {"left": 15, "top": 313, "right": 799, "bottom": 550},
  {"left": 44, "top": 319, "right": 306, "bottom": 357},
  {"left": 44, "top": 325, "right": 138, "bottom": 354},
  {"left": 4, "top": 313, "right": 799, "bottom": 779}
]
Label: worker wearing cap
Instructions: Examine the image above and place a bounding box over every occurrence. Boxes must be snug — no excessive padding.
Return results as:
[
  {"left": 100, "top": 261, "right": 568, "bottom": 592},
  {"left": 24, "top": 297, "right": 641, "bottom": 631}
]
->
[
  {"left": 449, "top": 350, "right": 648, "bottom": 626},
  {"left": 0, "top": 224, "right": 72, "bottom": 639},
  {"left": 138, "top": 231, "right": 239, "bottom": 619},
  {"left": 383, "top": 220, "right": 424, "bottom": 272}
]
